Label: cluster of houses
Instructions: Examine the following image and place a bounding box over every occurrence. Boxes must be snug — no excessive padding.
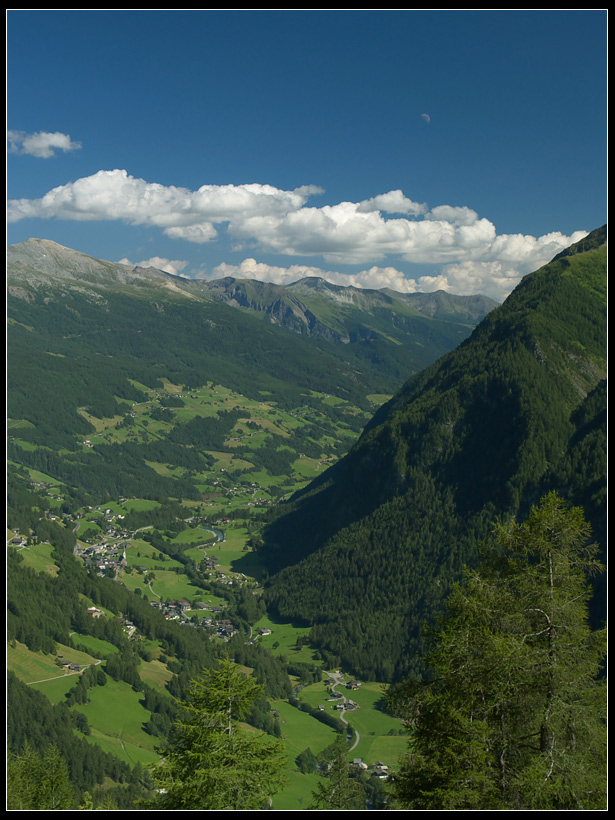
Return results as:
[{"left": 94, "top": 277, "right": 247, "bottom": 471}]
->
[
  {"left": 324, "top": 693, "right": 359, "bottom": 712},
  {"left": 78, "top": 542, "right": 127, "bottom": 577},
  {"left": 200, "top": 553, "right": 219, "bottom": 573},
  {"left": 351, "top": 759, "right": 391, "bottom": 780},
  {"left": 81, "top": 599, "right": 237, "bottom": 643},
  {"left": 149, "top": 600, "right": 238, "bottom": 641},
  {"left": 321, "top": 676, "right": 362, "bottom": 712},
  {"left": 85, "top": 507, "right": 129, "bottom": 538}
]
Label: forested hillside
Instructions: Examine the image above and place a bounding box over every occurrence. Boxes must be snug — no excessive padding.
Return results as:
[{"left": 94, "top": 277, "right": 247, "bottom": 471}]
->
[
  {"left": 261, "top": 226, "right": 607, "bottom": 682},
  {"left": 7, "top": 238, "right": 494, "bottom": 506},
  {"left": 6, "top": 230, "right": 606, "bottom": 808},
  {"left": 7, "top": 237, "right": 497, "bottom": 808}
]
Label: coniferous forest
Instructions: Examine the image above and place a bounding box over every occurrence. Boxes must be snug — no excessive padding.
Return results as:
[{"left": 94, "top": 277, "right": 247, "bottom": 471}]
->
[
  {"left": 261, "top": 227, "right": 607, "bottom": 682},
  {"left": 6, "top": 227, "right": 606, "bottom": 809}
]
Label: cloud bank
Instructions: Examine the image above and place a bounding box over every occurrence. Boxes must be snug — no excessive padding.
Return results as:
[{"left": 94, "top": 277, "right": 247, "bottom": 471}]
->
[
  {"left": 204, "top": 258, "right": 530, "bottom": 304},
  {"left": 118, "top": 255, "right": 189, "bottom": 278},
  {"left": 7, "top": 168, "right": 588, "bottom": 301}
]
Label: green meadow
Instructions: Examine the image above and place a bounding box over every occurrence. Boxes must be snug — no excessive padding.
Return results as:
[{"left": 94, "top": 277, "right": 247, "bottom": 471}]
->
[
  {"left": 269, "top": 699, "right": 340, "bottom": 809},
  {"left": 7, "top": 641, "right": 74, "bottom": 687},
  {"left": 253, "top": 614, "right": 314, "bottom": 660},
  {"left": 71, "top": 633, "right": 119, "bottom": 658},
  {"left": 121, "top": 566, "right": 210, "bottom": 603},
  {"left": 12, "top": 540, "right": 59, "bottom": 576},
  {"left": 72, "top": 678, "right": 160, "bottom": 768},
  {"left": 71, "top": 380, "right": 370, "bottom": 515},
  {"left": 8, "top": 640, "right": 104, "bottom": 705}
]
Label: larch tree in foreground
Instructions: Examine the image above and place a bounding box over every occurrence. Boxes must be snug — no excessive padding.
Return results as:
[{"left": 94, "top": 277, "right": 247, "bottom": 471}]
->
[
  {"left": 7, "top": 742, "right": 75, "bottom": 810},
  {"left": 148, "top": 656, "right": 287, "bottom": 809},
  {"left": 389, "top": 492, "right": 606, "bottom": 810}
]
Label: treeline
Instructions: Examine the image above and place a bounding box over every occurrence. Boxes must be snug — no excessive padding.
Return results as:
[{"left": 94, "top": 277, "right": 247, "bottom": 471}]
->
[
  {"left": 115, "top": 437, "right": 215, "bottom": 473},
  {"left": 121, "top": 499, "right": 192, "bottom": 535},
  {"left": 6, "top": 468, "right": 51, "bottom": 534},
  {"left": 234, "top": 440, "right": 298, "bottom": 477},
  {"left": 288, "top": 694, "right": 348, "bottom": 735}
]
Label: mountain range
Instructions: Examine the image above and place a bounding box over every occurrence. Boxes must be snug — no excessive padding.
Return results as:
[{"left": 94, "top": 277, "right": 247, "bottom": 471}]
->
[
  {"left": 7, "top": 228, "right": 607, "bottom": 685},
  {"left": 8, "top": 236, "right": 496, "bottom": 370},
  {"left": 197, "top": 274, "right": 496, "bottom": 344},
  {"left": 6, "top": 225, "right": 607, "bottom": 808},
  {"left": 7, "top": 237, "right": 496, "bottom": 458}
]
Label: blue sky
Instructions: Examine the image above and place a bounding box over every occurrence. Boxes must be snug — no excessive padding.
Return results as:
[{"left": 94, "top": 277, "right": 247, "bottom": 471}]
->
[{"left": 7, "top": 9, "right": 607, "bottom": 301}]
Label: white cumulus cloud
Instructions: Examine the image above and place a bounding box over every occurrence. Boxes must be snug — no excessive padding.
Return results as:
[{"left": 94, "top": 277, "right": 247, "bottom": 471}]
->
[
  {"left": 7, "top": 130, "right": 82, "bottom": 158},
  {"left": 118, "top": 256, "right": 189, "bottom": 278},
  {"left": 426, "top": 204, "right": 480, "bottom": 226},
  {"left": 7, "top": 169, "right": 320, "bottom": 236},
  {"left": 357, "top": 189, "right": 427, "bottom": 216},
  {"left": 7, "top": 167, "right": 588, "bottom": 300},
  {"left": 415, "top": 261, "right": 525, "bottom": 302}
]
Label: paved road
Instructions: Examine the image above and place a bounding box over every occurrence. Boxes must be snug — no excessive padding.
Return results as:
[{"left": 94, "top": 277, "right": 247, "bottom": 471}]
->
[{"left": 326, "top": 671, "right": 361, "bottom": 751}]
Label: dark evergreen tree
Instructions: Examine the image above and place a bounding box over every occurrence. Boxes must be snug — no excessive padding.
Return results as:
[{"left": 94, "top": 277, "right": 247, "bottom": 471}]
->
[
  {"left": 296, "top": 746, "right": 319, "bottom": 774},
  {"left": 389, "top": 493, "right": 607, "bottom": 809},
  {"left": 147, "top": 657, "right": 287, "bottom": 809},
  {"left": 7, "top": 743, "right": 76, "bottom": 810}
]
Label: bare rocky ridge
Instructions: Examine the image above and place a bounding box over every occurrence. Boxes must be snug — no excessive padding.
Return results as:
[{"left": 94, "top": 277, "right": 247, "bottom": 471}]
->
[{"left": 8, "top": 237, "right": 498, "bottom": 350}]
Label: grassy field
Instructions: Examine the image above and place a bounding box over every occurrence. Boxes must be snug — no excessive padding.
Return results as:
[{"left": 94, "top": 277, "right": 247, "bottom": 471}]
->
[
  {"left": 121, "top": 566, "right": 210, "bottom": 602},
  {"left": 253, "top": 614, "right": 315, "bottom": 660},
  {"left": 11, "top": 540, "right": 59, "bottom": 576},
  {"left": 7, "top": 641, "right": 80, "bottom": 688},
  {"left": 71, "top": 633, "right": 119, "bottom": 658},
  {"left": 269, "top": 698, "right": 339, "bottom": 809},
  {"left": 70, "top": 380, "right": 369, "bottom": 516},
  {"left": 72, "top": 678, "right": 161, "bottom": 768},
  {"left": 8, "top": 639, "right": 104, "bottom": 709},
  {"left": 138, "top": 656, "right": 175, "bottom": 689}
]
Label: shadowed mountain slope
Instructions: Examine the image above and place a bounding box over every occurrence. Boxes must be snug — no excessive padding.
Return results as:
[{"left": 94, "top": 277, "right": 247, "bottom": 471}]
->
[{"left": 260, "top": 225, "right": 607, "bottom": 682}]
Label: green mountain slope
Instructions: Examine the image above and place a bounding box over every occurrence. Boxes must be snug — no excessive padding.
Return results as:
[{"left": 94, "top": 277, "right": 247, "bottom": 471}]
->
[
  {"left": 7, "top": 238, "right": 495, "bottom": 506},
  {"left": 5, "top": 230, "right": 605, "bottom": 806},
  {"left": 261, "top": 225, "right": 607, "bottom": 682},
  {"left": 198, "top": 274, "right": 496, "bottom": 355}
]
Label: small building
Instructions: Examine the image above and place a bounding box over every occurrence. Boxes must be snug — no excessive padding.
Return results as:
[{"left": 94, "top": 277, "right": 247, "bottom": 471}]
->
[{"left": 87, "top": 607, "right": 104, "bottom": 618}]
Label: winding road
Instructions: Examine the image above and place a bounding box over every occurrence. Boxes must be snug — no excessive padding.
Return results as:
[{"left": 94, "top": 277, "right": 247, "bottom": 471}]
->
[{"left": 326, "top": 671, "right": 361, "bottom": 751}]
